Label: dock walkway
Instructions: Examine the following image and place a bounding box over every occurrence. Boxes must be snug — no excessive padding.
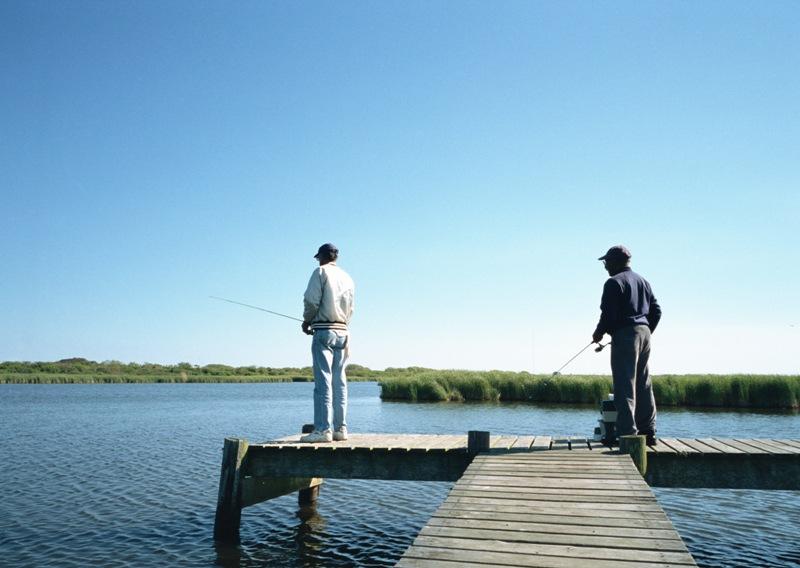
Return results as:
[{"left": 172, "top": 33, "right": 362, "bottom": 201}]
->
[
  {"left": 214, "top": 432, "right": 800, "bottom": 564},
  {"left": 396, "top": 450, "right": 697, "bottom": 567}
]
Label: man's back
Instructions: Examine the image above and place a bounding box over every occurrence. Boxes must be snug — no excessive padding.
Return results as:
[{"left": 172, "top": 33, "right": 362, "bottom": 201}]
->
[
  {"left": 596, "top": 267, "right": 661, "bottom": 335},
  {"left": 303, "top": 263, "right": 354, "bottom": 329}
]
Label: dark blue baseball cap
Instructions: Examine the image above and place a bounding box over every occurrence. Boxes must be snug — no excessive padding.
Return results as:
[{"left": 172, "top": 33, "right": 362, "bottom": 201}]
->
[
  {"left": 598, "top": 245, "right": 631, "bottom": 261},
  {"left": 314, "top": 243, "right": 339, "bottom": 259}
]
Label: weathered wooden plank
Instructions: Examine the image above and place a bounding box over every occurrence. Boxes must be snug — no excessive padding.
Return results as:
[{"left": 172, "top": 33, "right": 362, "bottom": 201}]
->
[
  {"left": 489, "top": 435, "right": 518, "bottom": 450},
  {"left": 769, "top": 439, "right": 800, "bottom": 453},
  {"left": 388, "top": 435, "right": 438, "bottom": 451},
  {"left": 460, "top": 470, "right": 645, "bottom": 481},
  {"left": 399, "top": 547, "right": 695, "bottom": 568},
  {"left": 408, "top": 536, "right": 697, "bottom": 565},
  {"left": 454, "top": 479, "right": 651, "bottom": 493},
  {"left": 712, "top": 438, "right": 770, "bottom": 454},
  {"left": 736, "top": 438, "right": 800, "bottom": 454},
  {"left": 446, "top": 495, "right": 663, "bottom": 512},
  {"left": 570, "top": 436, "right": 589, "bottom": 450},
  {"left": 447, "top": 490, "right": 655, "bottom": 503},
  {"left": 464, "top": 464, "right": 639, "bottom": 475},
  {"left": 428, "top": 511, "right": 680, "bottom": 540},
  {"left": 550, "top": 437, "right": 571, "bottom": 451},
  {"left": 436, "top": 435, "right": 469, "bottom": 451},
  {"left": 471, "top": 453, "right": 630, "bottom": 462},
  {"left": 419, "top": 525, "right": 690, "bottom": 552},
  {"left": 658, "top": 438, "right": 701, "bottom": 454},
  {"left": 494, "top": 452, "right": 631, "bottom": 460},
  {"left": 451, "top": 483, "right": 654, "bottom": 497},
  {"left": 458, "top": 474, "right": 650, "bottom": 488},
  {"left": 468, "top": 458, "right": 636, "bottom": 468},
  {"left": 460, "top": 464, "right": 643, "bottom": 476},
  {"left": 454, "top": 478, "right": 652, "bottom": 491},
  {"left": 646, "top": 439, "right": 678, "bottom": 454},
  {"left": 675, "top": 438, "right": 721, "bottom": 454},
  {"left": 471, "top": 456, "right": 632, "bottom": 466},
  {"left": 531, "top": 436, "right": 552, "bottom": 450},
  {"left": 431, "top": 435, "right": 467, "bottom": 451},
  {"left": 432, "top": 507, "right": 675, "bottom": 528},
  {"left": 397, "top": 559, "right": 511, "bottom": 568},
  {"left": 510, "top": 435, "right": 535, "bottom": 451},
  {"left": 450, "top": 483, "right": 650, "bottom": 496},
  {"left": 439, "top": 500, "right": 671, "bottom": 526},
  {"left": 450, "top": 485, "right": 653, "bottom": 503},
  {"left": 695, "top": 438, "right": 745, "bottom": 454}
]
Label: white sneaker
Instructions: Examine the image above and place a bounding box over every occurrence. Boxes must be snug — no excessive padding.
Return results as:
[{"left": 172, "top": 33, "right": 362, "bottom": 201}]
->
[
  {"left": 299, "top": 430, "right": 332, "bottom": 443},
  {"left": 333, "top": 427, "right": 348, "bottom": 441}
]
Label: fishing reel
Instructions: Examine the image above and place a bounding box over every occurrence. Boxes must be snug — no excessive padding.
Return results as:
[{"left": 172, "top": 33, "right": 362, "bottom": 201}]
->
[{"left": 594, "top": 342, "right": 611, "bottom": 353}]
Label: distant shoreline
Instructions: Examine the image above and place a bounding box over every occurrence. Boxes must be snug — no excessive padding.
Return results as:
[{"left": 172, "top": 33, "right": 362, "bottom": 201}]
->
[{"left": 1, "top": 360, "right": 798, "bottom": 410}]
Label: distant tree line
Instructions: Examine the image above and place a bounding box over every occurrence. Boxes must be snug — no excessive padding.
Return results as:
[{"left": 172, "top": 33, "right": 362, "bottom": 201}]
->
[{"left": 0, "top": 358, "right": 377, "bottom": 383}]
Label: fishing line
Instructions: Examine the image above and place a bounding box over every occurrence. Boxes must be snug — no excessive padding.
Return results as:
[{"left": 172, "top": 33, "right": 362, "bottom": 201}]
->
[{"left": 209, "top": 296, "right": 303, "bottom": 323}]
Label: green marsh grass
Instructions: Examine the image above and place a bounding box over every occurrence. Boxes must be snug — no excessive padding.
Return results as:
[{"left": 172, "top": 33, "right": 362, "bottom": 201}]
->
[
  {"left": 3, "top": 361, "right": 798, "bottom": 409},
  {"left": 379, "top": 372, "right": 800, "bottom": 409}
]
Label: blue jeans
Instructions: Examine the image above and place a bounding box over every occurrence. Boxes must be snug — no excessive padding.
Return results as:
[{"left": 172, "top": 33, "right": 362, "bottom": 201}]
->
[{"left": 311, "top": 329, "right": 349, "bottom": 432}]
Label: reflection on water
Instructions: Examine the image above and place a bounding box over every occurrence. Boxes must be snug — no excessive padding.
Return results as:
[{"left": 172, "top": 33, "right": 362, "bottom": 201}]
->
[{"left": 1, "top": 382, "right": 799, "bottom": 567}]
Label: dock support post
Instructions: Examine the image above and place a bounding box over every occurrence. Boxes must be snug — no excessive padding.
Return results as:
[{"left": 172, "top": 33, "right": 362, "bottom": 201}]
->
[
  {"left": 298, "top": 424, "right": 322, "bottom": 506},
  {"left": 468, "top": 431, "right": 491, "bottom": 455},
  {"left": 214, "top": 437, "right": 249, "bottom": 542},
  {"left": 620, "top": 435, "right": 647, "bottom": 476}
]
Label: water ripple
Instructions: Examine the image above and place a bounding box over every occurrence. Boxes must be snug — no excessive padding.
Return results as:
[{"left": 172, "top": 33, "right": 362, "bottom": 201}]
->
[{"left": 2, "top": 383, "right": 799, "bottom": 567}]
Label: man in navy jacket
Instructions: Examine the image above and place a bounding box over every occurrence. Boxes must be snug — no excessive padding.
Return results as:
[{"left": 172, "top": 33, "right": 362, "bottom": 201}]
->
[{"left": 593, "top": 245, "right": 662, "bottom": 445}]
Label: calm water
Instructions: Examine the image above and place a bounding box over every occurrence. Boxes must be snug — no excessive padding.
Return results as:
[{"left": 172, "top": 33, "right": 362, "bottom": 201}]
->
[{"left": 1, "top": 382, "right": 799, "bottom": 567}]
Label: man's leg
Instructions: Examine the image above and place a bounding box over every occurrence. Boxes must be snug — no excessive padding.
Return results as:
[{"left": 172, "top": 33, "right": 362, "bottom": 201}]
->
[
  {"left": 611, "top": 326, "right": 638, "bottom": 437},
  {"left": 311, "top": 330, "right": 335, "bottom": 433},
  {"left": 634, "top": 326, "right": 657, "bottom": 437},
  {"left": 331, "top": 332, "right": 349, "bottom": 432}
]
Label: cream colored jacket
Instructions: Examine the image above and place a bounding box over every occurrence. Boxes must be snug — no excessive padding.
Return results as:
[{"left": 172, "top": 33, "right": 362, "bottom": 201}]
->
[{"left": 303, "top": 263, "right": 354, "bottom": 330}]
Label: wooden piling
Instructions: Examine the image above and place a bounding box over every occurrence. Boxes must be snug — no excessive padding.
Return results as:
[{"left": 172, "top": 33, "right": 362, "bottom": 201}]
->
[
  {"left": 213, "top": 437, "right": 249, "bottom": 542},
  {"left": 620, "top": 434, "right": 647, "bottom": 475},
  {"left": 299, "top": 424, "right": 322, "bottom": 505},
  {"left": 468, "top": 431, "right": 490, "bottom": 455}
]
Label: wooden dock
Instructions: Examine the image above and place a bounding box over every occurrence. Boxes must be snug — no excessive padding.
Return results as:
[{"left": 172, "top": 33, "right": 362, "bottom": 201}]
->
[
  {"left": 213, "top": 431, "right": 800, "bottom": 565},
  {"left": 397, "top": 450, "right": 697, "bottom": 567}
]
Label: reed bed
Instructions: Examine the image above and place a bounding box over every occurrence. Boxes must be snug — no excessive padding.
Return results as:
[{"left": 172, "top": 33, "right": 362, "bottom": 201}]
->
[
  {"left": 0, "top": 373, "right": 314, "bottom": 384},
  {"left": 3, "top": 361, "right": 798, "bottom": 408},
  {"left": 378, "top": 372, "right": 800, "bottom": 409},
  {"left": 0, "top": 360, "right": 374, "bottom": 384}
]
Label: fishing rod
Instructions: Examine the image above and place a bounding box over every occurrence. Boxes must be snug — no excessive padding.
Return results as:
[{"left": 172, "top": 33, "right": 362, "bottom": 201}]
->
[
  {"left": 209, "top": 296, "right": 303, "bottom": 322},
  {"left": 552, "top": 341, "right": 612, "bottom": 375}
]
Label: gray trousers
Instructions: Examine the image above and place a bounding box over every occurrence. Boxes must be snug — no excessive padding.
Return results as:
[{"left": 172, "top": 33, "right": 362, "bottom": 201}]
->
[{"left": 611, "top": 325, "right": 656, "bottom": 437}]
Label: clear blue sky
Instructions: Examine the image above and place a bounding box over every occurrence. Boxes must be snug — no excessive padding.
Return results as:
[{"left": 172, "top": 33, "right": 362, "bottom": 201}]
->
[{"left": 2, "top": 2, "right": 798, "bottom": 373}]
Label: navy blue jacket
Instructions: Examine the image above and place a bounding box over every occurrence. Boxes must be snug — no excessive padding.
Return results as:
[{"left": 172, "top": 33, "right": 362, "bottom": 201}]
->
[{"left": 594, "top": 268, "right": 661, "bottom": 336}]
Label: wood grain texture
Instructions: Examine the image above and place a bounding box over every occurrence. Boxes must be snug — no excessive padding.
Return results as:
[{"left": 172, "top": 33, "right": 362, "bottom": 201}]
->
[{"left": 397, "top": 451, "right": 697, "bottom": 567}]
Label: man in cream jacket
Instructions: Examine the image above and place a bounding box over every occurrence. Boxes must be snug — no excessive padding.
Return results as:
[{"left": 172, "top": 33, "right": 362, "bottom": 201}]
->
[{"left": 300, "top": 243, "right": 355, "bottom": 443}]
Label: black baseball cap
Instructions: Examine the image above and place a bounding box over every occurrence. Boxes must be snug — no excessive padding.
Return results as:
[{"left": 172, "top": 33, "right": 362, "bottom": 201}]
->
[
  {"left": 314, "top": 243, "right": 339, "bottom": 259},
  {"left": 598, "top": 245, "right": 631, "bottom": 261}
]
